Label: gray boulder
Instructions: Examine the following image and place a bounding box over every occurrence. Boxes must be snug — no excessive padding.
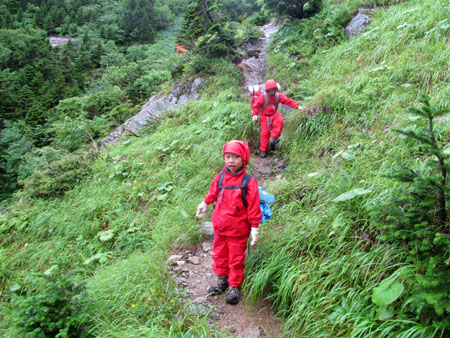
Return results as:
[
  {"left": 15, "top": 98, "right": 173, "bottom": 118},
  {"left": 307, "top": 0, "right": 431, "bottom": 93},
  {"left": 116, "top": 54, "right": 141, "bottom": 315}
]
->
[
  {"left": 345, "top": 8, "right": 375, "bottom": 38},
  {"left": 99, "top": 77, "right": 203, "bottom": 146}
]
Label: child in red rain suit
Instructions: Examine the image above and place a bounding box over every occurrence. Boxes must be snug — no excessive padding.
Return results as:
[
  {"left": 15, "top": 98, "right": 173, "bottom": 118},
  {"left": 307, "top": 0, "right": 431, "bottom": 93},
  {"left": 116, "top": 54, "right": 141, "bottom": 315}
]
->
[
  {"left": 196, "top": 140, "right": 261, "bottom": 305},
  {"left": 252, "top": 79, "right": 302, "bottom": 158}
]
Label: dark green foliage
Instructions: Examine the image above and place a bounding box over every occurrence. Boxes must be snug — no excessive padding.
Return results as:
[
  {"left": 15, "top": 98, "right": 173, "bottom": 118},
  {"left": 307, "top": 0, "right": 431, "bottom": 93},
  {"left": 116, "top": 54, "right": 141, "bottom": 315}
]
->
[
  {"left": 180, "top": 0, "right": 239, "bottom": 57},
  {"left": 218, "top": 0, "right": 261, "bottom": 22},
  {"left": 0, "top": 0, "right": 182, "bottom": 196},
  {"left": 196, "top": 23, "right": 237, "bottom": 57},
  {"left": 0, "top": 121, "right": 33, "bottom": 198},
  {"left": 261, "top": 0, "right": 322, "bottom": 19},
  {"left": 180, "top": 0, "right": 217, "bottom": 44},
  {"left": 21, "top": 152, "right": 93, "bottom": 198},
  {"left": 12, "top": 265, "right": 89, "bottom": 338},
  {"left": 120, "top": 0, "right": 156, "bottom": 43},
  {"left": 370, "top": 95, "right": 450, "bottom": 324}
]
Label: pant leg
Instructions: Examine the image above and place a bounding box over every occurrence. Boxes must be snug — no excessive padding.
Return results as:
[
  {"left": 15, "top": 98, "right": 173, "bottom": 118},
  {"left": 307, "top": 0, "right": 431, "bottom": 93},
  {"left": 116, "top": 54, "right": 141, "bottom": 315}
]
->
[
  {"left": 270, "top": 112, "right": 284, "bottom": 139},
  {"left": 259, "top": 116, "right": 270, "bottom": 152},
  {"left": 227, "top": 235, "right": 250, "bottom": 287},
  {"left": 212, "top": 233, "right": 229, "bottom": 277}
]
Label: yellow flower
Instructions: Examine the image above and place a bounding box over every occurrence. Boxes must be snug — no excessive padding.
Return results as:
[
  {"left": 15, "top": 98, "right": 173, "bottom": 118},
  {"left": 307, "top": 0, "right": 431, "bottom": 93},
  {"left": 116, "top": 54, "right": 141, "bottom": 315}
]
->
[
  {"left": 159, "top": 297, "right": 163, "bottom": 301},
  {"left": 131, "top": 304, "right": 136, "bottom": 308},
  {"left": 170, "top": 299, "right": 175, "bottom": 303},
  {"left": 148, "top": 297, "right": 152, "bottom": 301}
]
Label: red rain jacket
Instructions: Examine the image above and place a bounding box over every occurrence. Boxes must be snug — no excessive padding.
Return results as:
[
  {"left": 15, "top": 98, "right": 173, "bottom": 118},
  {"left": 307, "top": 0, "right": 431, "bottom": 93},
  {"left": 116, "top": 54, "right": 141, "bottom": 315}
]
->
[
  {"left": 204, "top": 140, "right": 261, "bottom": 237},
  {"left": 251, "top": 92, "right": 299, "bottom": 116}
]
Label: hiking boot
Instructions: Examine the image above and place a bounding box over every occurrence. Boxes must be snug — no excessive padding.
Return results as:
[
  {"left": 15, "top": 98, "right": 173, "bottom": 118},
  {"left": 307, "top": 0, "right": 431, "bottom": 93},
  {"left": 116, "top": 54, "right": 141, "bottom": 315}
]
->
[
  {"left": 225, "top": 286, "right": 241, "bottom": 305},
  {"left": 269, "top": 137, "right": 278, "bottom": 151},
  {"left": 260, "top": 151, "right": 267, "bottom": 158},
  {"left": 207, "top": 275, "right": 229, "bottom": 295}
]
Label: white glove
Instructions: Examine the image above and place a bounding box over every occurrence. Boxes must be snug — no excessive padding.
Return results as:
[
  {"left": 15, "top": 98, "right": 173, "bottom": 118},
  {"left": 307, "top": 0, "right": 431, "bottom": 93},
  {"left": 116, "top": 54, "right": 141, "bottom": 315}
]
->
[
  {"left": 250, "top": 228, "right": 259, "bottom": 246},
  {"left": 252, "top": 115, "right": 259, "bottom": 122},
  {"left": 196, "top": 201, "right": 208, "bottom": 218}
]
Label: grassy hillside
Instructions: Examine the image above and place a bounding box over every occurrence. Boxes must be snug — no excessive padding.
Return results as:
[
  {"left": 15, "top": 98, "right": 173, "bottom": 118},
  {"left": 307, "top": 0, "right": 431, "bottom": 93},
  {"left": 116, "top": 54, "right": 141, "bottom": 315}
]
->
[
  {"left": 1, "top": 0, "right": 449, "bottom": 337},
  {"left": 246, "top": 0, "right": 449, "bottom": 336}
]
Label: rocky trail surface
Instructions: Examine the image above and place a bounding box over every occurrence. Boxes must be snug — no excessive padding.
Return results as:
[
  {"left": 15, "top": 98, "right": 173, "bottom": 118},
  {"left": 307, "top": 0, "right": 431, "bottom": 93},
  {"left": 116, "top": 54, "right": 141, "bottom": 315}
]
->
[{"left": 168, "top": 23, "right": 285, "bottom": 337}]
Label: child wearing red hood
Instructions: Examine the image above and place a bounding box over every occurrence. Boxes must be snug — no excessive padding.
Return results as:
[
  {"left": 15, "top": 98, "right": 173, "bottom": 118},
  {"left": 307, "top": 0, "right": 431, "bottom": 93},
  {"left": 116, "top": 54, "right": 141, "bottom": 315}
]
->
[
  {"left": 252, "top": 79, "right": 302, "bottom": 158},
  {"left": 196, "top": 140, "right": 261, "bottom": 304}
]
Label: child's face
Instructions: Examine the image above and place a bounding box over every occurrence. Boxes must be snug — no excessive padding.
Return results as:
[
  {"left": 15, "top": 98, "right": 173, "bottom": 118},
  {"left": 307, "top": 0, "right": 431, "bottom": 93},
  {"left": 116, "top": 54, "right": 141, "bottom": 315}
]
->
[
  {"left": 266, "top": 88, "right": 277, "bottom": 96},
  {"left": 224, "top": 152, "right": 243, "bottom": 174}
]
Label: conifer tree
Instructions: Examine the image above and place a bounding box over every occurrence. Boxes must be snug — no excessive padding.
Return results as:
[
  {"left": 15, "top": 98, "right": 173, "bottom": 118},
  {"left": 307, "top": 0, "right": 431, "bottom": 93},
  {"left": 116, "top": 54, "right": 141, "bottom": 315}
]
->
[
  {"left": 181, "top": 0, "right": 216, "bottom": 44},
  {"left": 260, "top": 0, "right": 322, "bottom": 19},
  {"left": 180, "top": 0, "right": 237, "bottom": 57}
]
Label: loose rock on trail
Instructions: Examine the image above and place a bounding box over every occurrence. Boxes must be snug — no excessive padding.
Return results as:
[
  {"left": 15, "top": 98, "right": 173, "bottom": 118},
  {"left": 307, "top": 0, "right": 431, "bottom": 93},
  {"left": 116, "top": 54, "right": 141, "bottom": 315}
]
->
[
  {"left": 168, "top": 22, "right": 285, "bottom": 337},
  {"left": 169, "top": 232, "right": 281, "bottom": 338}
]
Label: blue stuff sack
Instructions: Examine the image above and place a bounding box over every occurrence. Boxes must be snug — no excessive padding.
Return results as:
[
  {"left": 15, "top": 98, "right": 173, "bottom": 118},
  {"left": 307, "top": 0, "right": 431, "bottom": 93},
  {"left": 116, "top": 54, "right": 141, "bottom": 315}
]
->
[{"left": 259, "top": 187, "right": 275, "bottom": 224}]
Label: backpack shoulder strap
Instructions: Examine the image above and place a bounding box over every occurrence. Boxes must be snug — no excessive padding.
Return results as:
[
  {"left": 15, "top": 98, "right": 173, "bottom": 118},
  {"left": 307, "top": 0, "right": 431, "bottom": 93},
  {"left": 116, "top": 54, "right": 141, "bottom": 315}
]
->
[
  {"left": 218, "top": 171, "right": 225, "bottom": 190},
  {"left": 240, "top": 173, "right": 253, "bottom": 208},
  {"left": 260, "top": 92, "right": 279, "bottom": 114}
]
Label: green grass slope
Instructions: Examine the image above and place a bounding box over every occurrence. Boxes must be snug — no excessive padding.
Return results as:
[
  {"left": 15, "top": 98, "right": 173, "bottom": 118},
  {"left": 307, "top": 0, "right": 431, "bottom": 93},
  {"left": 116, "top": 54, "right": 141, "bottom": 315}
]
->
[
  {"left": 245, "top": 0, "right": 449, "bottom": 337},
  {"left": 0, "top": 0, "right": 449, "bottom": 337}
]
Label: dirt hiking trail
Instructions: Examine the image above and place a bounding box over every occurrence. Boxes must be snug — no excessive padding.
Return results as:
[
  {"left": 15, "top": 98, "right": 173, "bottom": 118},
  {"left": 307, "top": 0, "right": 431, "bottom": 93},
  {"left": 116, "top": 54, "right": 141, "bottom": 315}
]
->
[{"left": 168, "top": 23, "right": 287, "bottom": 337}]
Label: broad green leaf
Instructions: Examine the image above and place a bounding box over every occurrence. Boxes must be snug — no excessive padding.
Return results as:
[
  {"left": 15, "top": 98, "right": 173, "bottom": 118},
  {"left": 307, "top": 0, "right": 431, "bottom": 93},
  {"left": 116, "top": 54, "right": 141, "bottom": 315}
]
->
[
  {"left": 157, "top": 193, "right": 168, "bottom": 201},
  {"left": 372, "top": 277, "right": 404, "bottom": 306},
  {"left": 408, "top": 115, "right": 421, "bottom": 121},
  {"left": 332, "top": 150, "right": 344, "bottom": 159},
  {"left": 83, "top": 252, "right": 105, "bottom": 265},
  {"left": 44, "top": 265, "right": 59, "bottom": 275},
  {"left": 341, "top": 151, "right": 355, "bottom": 160},
  {"left": 332, "top": 188, "right": 372, "bottom": 202},
  {"left": 376, "top": 306, "right": 394, "bottom": 320},
  {"left": 99, "top": 229, "right": 115, "bottom": 242},
  {"left": 10, "top": 283, "right": 21, "bottom": 292},
  {"left": 443, "top": 148, "right": 450, "bottom": 155}
]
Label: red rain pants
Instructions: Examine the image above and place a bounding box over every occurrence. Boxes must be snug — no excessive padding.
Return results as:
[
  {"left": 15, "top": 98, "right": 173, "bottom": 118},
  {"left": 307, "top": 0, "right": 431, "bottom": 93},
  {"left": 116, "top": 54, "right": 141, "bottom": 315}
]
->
[
  {"left": 259, "top": 112, "right": 284, "bottom": 152},
  {"left": 212, "top": 233, "right": 249, "bottom": 287}
]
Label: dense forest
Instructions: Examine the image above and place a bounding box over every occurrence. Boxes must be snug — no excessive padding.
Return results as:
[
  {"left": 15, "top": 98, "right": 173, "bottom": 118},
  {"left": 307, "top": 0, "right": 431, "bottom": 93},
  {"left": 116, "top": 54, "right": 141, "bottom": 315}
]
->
[{"left": 1, "top": 0, "right": 449, "bottom": 337}]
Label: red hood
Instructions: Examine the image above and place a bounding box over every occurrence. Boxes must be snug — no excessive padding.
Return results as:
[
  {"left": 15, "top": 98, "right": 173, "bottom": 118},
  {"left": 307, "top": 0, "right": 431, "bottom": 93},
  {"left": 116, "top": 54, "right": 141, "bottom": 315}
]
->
[
  {"left": 222, "top": 140, "right": 250, "bottom": 170},
  {"left": 265, "top": 79, "right": 279, "bottom": 91}
]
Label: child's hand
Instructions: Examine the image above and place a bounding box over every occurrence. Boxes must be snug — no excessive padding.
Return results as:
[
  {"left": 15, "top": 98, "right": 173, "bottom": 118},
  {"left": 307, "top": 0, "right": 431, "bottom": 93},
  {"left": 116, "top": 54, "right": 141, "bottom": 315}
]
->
[
  {"left": 252, "top": 115, "right": 259, "bottom": 122},
  {"left": 250, "top": 228, "right": 259, "bottom": 246},
  {"left": 196, "top": 201, "right": 208, "bottom": 218}
]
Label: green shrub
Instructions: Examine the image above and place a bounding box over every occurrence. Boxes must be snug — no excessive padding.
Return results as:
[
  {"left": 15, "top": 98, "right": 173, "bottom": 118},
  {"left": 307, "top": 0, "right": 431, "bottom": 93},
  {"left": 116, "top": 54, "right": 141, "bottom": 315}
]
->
[
  {"left": 12, "top": 265, "right": 89, "bottom": 338},
  {"left": 21, "top": 153, "right": 93, "bottom": 198},
  {"left": 195, "top": 23, "right": 237, "bottom": 57},
  {"left": 0, "top": 120, "right": 34, "bottom": 197},
  {"left": 261, "top": 0, "right": 323, "bottom": 19},
  {"left": 370, "top": 95, "right": 450, "bottom": 326}
]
